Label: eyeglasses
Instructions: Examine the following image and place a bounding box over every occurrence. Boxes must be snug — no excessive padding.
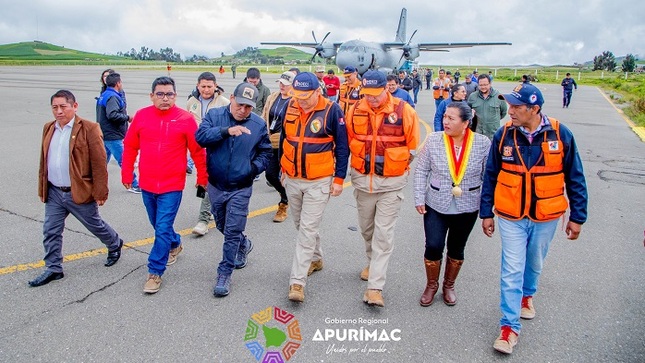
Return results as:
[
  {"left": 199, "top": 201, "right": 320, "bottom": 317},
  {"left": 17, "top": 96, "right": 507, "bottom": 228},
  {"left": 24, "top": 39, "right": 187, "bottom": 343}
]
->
[{"left": 154, "top": 92, "right": 176, "bottom": 99}]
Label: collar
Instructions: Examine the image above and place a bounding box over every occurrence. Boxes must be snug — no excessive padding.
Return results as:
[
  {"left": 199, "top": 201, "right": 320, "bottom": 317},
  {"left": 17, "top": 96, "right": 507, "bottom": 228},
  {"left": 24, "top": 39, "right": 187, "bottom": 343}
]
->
[{"left": 56, "top": 117, "right": 75, "bottom": 130}]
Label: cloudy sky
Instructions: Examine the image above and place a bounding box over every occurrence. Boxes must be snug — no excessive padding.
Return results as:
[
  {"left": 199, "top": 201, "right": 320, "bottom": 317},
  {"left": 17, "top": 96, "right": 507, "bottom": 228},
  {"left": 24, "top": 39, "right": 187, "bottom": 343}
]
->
[{"left": 1, "top": 0, "right": 643, "bottom": 66}]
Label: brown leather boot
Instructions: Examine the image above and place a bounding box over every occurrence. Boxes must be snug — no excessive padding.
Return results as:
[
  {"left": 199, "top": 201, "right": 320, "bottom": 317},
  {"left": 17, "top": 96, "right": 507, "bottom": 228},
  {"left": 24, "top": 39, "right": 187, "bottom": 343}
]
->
[
  {"left": 442, "top": 257, "right": 464, "bottom": 306},
  {"left": 420, "top": 259, "right": 441, "bottom": 306}
]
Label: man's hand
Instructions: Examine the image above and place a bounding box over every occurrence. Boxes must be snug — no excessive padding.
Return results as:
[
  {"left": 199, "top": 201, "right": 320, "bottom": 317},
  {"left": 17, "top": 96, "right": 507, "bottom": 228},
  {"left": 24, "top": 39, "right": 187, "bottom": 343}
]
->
[
  {"left": 123, "top": 183, "right": 132, "bottom": 190},
  {"left": 330, "top": 183, "right": 343, "bottom": 197},
  {"left": 416, "top": 205, "right": 426, "bottom": 215},
  {"left": 96, "top": 199, "right": 106, "bottom": 206},
  {"left": 482, "top": 218, "right": 495, "bottom": 237},
  {"left": 565, "top": 221, "right": 582, "bottom": 240},
  {"left": 228, "top": 125, "right": 251, "bottom": 136}
]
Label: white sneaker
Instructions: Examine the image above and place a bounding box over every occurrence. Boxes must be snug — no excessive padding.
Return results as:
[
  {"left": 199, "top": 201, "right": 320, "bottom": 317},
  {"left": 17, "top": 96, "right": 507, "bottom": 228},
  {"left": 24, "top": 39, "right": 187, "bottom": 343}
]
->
[{"left": 192, "top": 221, "right": 209, "bottom": 236}]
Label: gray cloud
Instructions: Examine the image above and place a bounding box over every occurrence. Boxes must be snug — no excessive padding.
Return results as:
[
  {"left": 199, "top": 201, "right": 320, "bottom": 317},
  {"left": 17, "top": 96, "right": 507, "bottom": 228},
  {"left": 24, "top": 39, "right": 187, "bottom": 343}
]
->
[{"left": 1, "top": 0, "right": 643, "bottom": 65}]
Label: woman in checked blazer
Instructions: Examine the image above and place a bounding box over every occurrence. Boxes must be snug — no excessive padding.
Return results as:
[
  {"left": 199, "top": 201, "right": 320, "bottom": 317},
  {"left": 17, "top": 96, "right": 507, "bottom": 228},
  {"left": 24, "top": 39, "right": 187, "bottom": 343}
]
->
[{"left": 413, "top": 102, "right": 491, "bottom": 307}]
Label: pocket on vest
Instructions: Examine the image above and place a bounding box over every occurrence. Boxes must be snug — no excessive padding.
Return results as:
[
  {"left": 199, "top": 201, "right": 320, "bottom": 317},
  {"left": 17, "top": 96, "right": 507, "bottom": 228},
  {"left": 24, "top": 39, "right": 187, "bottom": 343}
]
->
[
  {"left": 383, "top": 146, "right": 409, "bottom": 176},
  {"left": 494, "top": 170, "right": 522, "bottom": 217}
]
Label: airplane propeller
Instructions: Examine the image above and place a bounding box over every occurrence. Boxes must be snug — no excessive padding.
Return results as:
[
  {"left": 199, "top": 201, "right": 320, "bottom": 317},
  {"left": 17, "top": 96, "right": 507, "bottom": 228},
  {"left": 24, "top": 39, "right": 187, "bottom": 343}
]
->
[
  {"left": 397, "top": 29, "right": 418, "bottom": 65},
  {"left": 311, "top": 31, "right": 331, "bottom": 62}
]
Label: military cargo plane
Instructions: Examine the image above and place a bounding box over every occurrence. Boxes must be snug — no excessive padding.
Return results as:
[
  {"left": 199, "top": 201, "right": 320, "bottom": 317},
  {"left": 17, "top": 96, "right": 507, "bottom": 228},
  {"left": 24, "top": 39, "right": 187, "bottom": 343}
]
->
[{"left": 261, "top": 8, "right": 511, "bottom": 74}]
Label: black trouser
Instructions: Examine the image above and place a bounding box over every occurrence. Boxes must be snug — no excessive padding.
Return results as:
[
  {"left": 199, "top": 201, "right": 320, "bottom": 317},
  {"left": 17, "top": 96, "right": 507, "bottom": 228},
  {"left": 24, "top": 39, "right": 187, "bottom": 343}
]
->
[
  {"left": 563, "top": 91, "right": 573, "bottom": 107},
  {"left": 423, "top": 206, "right": 478, "bottom": 261},
  {"left": 265, "top": 148, "right": 288, "bottom": 204}
]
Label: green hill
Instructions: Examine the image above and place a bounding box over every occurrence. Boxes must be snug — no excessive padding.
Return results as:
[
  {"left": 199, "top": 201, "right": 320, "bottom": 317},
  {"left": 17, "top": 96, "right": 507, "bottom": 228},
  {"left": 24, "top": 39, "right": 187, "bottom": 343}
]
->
[
  {"left": 0, "top": 41, "right": 124, "bottom": 62},
  {"left": 259, "top": 47, "right": 312, "bottom": 61}
]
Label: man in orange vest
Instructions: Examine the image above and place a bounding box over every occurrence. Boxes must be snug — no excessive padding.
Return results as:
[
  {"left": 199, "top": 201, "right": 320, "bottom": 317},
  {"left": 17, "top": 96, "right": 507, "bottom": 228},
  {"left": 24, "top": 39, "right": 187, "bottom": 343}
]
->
[
  {"left": 432, "top": 69, "right": 451, "bottom": 108},
  {"left": 345, "top": 70, "right": 420, "bottom": 307},
  {"left": 282, "top": 72, "right": 350, "bottom": 303},
  {"left": 480, "top": 83, "right": 588, "bottom": 354},
  {"left": 338, "top": 66, "right": 362, "bottom": 115}
]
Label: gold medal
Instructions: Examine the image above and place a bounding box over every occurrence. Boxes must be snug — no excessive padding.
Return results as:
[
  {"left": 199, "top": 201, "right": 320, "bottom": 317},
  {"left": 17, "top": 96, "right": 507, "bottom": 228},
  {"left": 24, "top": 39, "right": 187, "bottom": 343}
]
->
[{"left": 452, "top": 185, "right": 463, "bottom": 197}]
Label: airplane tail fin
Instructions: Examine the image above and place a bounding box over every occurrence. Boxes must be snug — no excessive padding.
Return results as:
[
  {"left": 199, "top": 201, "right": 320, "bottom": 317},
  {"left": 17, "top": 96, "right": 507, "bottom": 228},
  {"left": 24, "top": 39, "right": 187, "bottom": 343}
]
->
[{"left": 395, "top": 8, "right": 407, "bottom": 43}]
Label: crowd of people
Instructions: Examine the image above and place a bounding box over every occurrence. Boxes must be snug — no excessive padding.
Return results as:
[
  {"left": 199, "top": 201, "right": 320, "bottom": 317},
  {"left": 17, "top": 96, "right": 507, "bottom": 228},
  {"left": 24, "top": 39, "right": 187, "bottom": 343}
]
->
[{"left": 30, "top": 65, "right": 588, "bottom": 355}]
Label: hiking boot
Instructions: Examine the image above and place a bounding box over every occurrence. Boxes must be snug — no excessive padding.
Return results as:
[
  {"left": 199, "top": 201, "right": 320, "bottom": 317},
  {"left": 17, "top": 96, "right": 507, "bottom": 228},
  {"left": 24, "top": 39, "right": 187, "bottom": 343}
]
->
[
  {"left": 192, "top": 221, "right": 209, "bottom": 236},
  {"left": 213, "top": 274, "right": 232, "bottom": 297},
  {"left": 288, "top": 284, "right": 305, "bottom": 302},
  {"left": 143, "top": 274, "right": 162, "bottom": 294},
  {"left": 166, "top": 245, "right": 183, "bottom": 266},
  {"left": 360, "top": 266, "right": 369, "bottom": 281},
  {"left": 234, "top": 238, "right": 253, "bottom": 269},
  {"left": 273, "top": 202, "right": 288, "bottom": 223},
  {"left": 362, "top": 289, "right": 385, "bottom": 307},
  {"left": 493, "top": 326, "right": 519, "bottom": 354},
  {"left": 520, "top": 296, "right": 536, "bottom": 320},
  {"left": 307, "top": 260, "right": 323, "bottom": 276}
]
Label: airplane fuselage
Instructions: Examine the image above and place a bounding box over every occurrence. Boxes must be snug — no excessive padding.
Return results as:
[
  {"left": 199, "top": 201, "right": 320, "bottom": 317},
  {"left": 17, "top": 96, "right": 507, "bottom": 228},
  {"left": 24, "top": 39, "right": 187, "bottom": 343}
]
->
[{"left": 335, "top": 40, "right": 401, "bottom": 74}]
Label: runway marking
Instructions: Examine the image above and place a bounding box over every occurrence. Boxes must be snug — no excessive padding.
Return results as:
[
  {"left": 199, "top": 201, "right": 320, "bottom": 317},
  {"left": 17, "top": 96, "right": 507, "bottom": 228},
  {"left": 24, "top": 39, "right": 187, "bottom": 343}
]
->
[
  {"left": 1, "top": 118, "right": 431, "bottom": 277},
  {"left": 596, "top": 87, "right": 645, "bottom": 142}
]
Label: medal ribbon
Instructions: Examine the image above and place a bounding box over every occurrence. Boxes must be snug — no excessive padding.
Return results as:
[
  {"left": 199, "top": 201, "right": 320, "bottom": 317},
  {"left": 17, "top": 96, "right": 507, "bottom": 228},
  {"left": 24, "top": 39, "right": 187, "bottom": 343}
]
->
[{"left": 443, "top": 129, "right": 474, "bottom": 187}]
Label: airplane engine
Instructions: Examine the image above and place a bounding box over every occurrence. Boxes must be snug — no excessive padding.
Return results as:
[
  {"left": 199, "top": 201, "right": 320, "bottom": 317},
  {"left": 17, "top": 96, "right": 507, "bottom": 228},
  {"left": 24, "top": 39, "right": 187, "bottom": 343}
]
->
[
  {"left": 405, "top": 47, "right": 419, "bottom": 60},
  {"left": 320, "top": 45, "right": 337, "bottom": 59}
]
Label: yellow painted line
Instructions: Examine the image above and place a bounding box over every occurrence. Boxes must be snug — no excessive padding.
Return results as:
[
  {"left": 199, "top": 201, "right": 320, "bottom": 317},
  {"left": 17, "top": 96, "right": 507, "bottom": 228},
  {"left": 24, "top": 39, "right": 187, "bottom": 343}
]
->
[
  {"left": 418, "top": 117, "right": 433, "bottom": 148},
  {"left": 596, "top": 87, "right": 645, "bottom": 142},
  {"left": 1, "top": 181, "right": 359, "bottom": 276}
]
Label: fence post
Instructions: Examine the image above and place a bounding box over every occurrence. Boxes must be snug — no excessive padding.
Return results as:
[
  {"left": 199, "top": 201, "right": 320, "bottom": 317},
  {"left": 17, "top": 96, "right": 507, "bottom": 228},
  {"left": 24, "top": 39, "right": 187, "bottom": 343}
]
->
[
  {"left": 556, "top": 70, "right": 559, "bottom": 80},
  {"left": 625, "top": 72, "right": 628, "bottom": 80},
  {"left": 514, "top": 69, "right": 517, "bottom": 77},
  {"left": 578, "top": 72, "right": 581, "bottom": 81},
  {"left": 601, "top": 71, "right": 604, "bottom": 79}
]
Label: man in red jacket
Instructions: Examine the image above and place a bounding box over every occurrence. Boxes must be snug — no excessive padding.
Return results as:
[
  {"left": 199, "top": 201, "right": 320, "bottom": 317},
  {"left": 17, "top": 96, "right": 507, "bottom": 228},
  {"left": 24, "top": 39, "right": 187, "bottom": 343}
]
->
[{"left": 122, "top": 76, "right": 207, "bottom": 294}]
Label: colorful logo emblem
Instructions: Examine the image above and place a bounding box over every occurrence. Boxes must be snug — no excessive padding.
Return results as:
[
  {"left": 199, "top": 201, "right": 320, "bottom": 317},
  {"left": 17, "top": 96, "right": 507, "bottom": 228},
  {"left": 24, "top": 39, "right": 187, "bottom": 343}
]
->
[
  {"left": 503, "top": 146, "right": 513, "bottom": 157},
  {"left": 244, "top": 306, "right": 302, "bottom": 362},
  {"left": 388, "top": 113, "right": 398, "bottom": 124},
  {"left": 310, "top": 119, "right": 322, "bottom": 133},
  {"left": 548, "top": 141, "right": 559, "bottom": 151}
]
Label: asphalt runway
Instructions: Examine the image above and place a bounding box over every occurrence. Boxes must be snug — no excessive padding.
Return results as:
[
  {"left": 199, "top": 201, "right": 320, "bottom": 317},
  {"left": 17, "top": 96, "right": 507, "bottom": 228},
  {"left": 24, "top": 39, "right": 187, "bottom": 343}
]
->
[{"left": 0, "top": 66, "right": 643, "bottom": 362}]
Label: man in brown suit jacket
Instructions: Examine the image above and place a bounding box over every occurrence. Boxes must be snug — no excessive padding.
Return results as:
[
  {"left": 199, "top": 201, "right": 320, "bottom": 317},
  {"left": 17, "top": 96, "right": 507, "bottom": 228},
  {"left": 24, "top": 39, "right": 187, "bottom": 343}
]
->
[{"left": 29, "top": 90, "right": 123, "bottom": 287}]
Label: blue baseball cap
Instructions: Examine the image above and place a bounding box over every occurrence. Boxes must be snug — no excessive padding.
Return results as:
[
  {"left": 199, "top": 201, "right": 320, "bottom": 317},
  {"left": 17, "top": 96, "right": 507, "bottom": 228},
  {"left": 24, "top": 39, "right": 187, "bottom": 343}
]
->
[
  {"left": 499, "top": 83, "right": 544, "bottom": 107},
  {"left": 291, "top": 72, "right": 320, "bottom": 99},
  {"left": 360, "top": 70, "right": 387, "bottom": 96},
  {"left": 343, "top": 66, "right": 357, "bottom": 74}
]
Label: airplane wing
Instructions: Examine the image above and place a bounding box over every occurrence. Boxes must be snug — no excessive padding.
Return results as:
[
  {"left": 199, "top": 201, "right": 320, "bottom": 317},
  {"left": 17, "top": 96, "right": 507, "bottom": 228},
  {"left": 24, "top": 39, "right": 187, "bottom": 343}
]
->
[
  {"left": 260, "top": 42, "right": 343, "bottom": 49},
  {"left": 383, "top": 42, "right": 511, "bottom": 51}
]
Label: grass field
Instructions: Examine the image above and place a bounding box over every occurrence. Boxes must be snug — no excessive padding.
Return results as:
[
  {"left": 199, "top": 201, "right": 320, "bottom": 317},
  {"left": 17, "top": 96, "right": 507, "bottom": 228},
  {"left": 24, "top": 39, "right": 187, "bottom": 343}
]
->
[{"left": 1, "top": 41, "right": 643, "bottom": 127}]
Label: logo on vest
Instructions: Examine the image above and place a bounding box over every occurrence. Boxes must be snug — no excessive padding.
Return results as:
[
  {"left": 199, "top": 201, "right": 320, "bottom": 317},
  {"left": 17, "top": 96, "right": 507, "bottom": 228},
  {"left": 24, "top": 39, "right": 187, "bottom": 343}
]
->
[
  {"left": 502, "top": 146, "right": 513, "bottom": 160},
  {"left": 310, "top": 119, "right": 322, "bottom": 133},
  {"left": 548, "top": 141, "right": 559, "bottom": 151},
  {"left": 388, "top": 113, "right": 397, "bottom": 124}
]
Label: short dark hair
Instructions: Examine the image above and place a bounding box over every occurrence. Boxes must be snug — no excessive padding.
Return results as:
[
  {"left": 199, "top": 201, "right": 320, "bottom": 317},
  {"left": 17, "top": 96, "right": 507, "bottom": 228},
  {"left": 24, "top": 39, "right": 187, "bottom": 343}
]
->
[
  {"left": 478, "top": 74, "right": 491, "bottom": 83},
  {"left": 327, "top": 69, "right": 334, "bottom": 75},
  {"left": 398, "top": 70, "right": 405, "bottom": 75},
  {"left": 51, "top": 90, "right": 76, "bottom": 105},
  {"left": 246, "top": 67, "right": 261, "bottom": 79},
  {"left": 386, "top": 74, "right": 399, "bottom": 83},
  {"left": 446, "top": 102, "right": 472, "bottom": 123},
  {"left": 566, "top": 72, "right": 571, "bottom": 76},
  {"left": 105, "top": 73, "right": 121, "bottom": 87},
  {"left": 451, "top": 83, "right": 465, "bottom": 94},
  {"left": 152, "top": 76, "right": 176, "bottom": 92},
  {"left": 198, "top": 72, "right": 217, "bottom": 83}
]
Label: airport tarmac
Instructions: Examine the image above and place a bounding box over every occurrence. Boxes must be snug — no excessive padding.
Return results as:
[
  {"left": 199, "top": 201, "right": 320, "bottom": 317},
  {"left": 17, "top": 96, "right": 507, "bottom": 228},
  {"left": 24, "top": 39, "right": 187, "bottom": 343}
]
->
[{"left": 0, "top": 66, "right": 643, "bottom": 362}]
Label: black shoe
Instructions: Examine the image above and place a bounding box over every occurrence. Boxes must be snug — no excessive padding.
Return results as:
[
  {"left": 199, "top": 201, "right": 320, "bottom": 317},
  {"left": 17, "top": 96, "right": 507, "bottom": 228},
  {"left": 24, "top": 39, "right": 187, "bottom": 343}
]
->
[
  {"left": 105, "top": 239, "right": 123, "bottom": 267},
  {"left": 186, "top": 167, "right": 193, "bottom": 175},
  {"left": 28, "top": 271, "right": 64, "bottom": 287}
]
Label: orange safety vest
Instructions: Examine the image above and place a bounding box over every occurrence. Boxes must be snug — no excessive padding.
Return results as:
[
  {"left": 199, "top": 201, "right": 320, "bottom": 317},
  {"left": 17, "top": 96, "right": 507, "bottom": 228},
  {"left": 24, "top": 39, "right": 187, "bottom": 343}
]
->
[
  {"left": 348, "top": 98, "right": 409, "bottom": 176},
  {"left": 281, "top": 99, "right": 336, "bottom": 180},
  {"left": 433, "top": 78, "right": 451, "bottom": 100},
  {"left": 339, "top": 79, "right": 362, "bottom": 115},
  {"left": 494, "top": 118, "right": 568, "bottom": 221}
]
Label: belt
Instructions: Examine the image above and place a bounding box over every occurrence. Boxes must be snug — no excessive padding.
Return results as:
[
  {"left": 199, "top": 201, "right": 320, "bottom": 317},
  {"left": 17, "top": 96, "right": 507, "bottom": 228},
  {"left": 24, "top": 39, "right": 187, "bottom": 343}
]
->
[{"left": 49, "top": 182, "right": 71, "bottom": 192}]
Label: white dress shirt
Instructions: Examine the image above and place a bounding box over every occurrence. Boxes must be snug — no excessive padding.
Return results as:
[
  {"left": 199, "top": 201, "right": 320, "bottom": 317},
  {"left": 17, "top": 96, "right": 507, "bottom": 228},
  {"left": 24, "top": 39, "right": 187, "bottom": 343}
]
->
[{"left": 47, "top": 118, "right": 75, "bottom": 187}]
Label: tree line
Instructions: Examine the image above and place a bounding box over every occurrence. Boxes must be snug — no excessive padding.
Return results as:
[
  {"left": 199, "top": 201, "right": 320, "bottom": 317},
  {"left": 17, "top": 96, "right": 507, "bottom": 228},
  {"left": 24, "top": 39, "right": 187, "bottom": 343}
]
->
[{"left": 593, "top": 51, "right": 639, "bottom": 72}]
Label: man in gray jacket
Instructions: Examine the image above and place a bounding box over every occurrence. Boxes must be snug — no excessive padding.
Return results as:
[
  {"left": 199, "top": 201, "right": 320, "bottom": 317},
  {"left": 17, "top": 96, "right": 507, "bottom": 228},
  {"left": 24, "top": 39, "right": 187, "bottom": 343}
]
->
[{"left": 467, "top": 74, "right": 507, "bottom": 139}]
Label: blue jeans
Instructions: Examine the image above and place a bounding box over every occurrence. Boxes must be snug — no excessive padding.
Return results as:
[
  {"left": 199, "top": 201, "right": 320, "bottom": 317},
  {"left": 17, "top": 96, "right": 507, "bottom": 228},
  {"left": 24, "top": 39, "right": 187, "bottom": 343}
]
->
[
  {"left": 413, "top": 87, "right": 420, "bottom": 104},
  {"left": 142, "top": 190, "right": 183, "bottom": 276},
  {"left": 105, "top": 139, "right": 138, "bottom": 188},
  {"left": 208, "top": 183, "right": 252, "bottom": 276},
  {"left": 498, "top": 217, "right": 559, "bottom": 333}
]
